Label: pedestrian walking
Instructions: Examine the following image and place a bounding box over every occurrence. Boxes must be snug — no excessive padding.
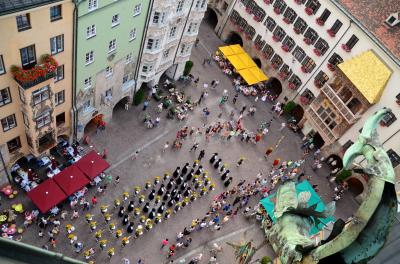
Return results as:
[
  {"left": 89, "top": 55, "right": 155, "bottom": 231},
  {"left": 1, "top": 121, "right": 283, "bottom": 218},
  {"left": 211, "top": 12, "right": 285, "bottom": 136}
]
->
[
  {"left": 71, "top": 210, "right": 79, "bottom": 220},
  {"left": 91, "top": 196, "right": 97, "bottom": 207},
  {"left": 198, "top": 150, "right": 205, "bottom": 161},
  {"left": 115, "top": 176, "right": 120, "bottom": 185},
  {"left": 161, "top": 238, "right": 169, "bottom": 251},
  {"left": 279, "top": 122, "right": 286, "bottom": 131},
  {"left": 189, "top": 142, "right": 199, "bottom": 152},
  {"left": 264, "top": 147, "right": 273, "bottom": 159},
  {"left": 198, "top": 91, "right": 205, "bottom": 104},
  {"left": 132, "top": 150, "right": 140, "bottom": 160},
  {"left": 232, "top": 93, "right": 238, "bottom": 104},
  {"left": 143, "top": 100, "right": 149, "bottom": 111},
  {"left": 162, "top": 141, "right": 170, "bottom": 152},
  {"left": 210, "top": 153, "right": 218, "bottom": 164},
  {"left": 240, "top": 105, "right": 247, "bottom": 115},
  {"left": 236, "top": 157, "right": 245, "bottom": 167},
  {"left": 202, "top": 107, "right": 210, "bottom": 119},
  {"left": 224, "top": 177, "right": 233, "bottom": 187}
]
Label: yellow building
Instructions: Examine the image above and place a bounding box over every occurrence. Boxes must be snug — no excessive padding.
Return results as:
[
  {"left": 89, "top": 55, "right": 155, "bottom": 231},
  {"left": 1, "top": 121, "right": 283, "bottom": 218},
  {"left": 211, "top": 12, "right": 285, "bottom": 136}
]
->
[{"left": 0, "top": 0, "right": 73, "bottom": 184}]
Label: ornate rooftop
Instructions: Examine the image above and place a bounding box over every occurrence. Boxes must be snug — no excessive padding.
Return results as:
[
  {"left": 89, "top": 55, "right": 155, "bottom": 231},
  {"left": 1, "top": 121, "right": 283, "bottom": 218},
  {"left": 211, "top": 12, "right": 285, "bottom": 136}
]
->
[{"left": 0, "top": 0, "right": 61, "bottom": 16}]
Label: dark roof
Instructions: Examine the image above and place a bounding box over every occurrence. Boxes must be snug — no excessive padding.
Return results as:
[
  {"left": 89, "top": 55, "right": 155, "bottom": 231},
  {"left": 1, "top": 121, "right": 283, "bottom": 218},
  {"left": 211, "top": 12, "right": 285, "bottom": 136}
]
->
[
  {"left": 336, "top": 0, "right": 400, "bottom": 62},
  {"left": 0, "top": 0, "right": 62, "bottom": 16}
]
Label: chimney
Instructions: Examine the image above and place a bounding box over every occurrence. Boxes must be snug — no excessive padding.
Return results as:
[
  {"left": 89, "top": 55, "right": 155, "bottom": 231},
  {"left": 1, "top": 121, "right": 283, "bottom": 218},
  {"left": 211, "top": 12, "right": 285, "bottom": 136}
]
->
[{"left": 384, "top": 12, "right": 400, "bottom": 27}]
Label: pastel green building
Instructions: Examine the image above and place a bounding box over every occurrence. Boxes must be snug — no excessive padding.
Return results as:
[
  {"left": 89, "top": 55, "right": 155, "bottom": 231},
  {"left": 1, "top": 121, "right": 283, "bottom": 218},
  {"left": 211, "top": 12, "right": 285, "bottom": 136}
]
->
[{"left": 73, "top": 0, "right": 151, "bottom": 139}]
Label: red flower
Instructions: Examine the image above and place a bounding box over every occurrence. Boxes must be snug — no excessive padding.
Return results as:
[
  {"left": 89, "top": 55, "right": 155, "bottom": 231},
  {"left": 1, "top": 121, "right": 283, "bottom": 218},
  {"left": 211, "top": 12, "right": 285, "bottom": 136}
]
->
[
  {"left": 288, "top": 83, "right": 296, "bottom": 90},
  {"left": 253, "top": 16, "right": 262, "bottom": 22},
  {"left": 272, "top": 63, "right": 279, "bottom": 69},
  {"left": 316, "top": 18, "right": 324, "bottom": 26},
  {"left": 263, "top": 53, "right": 270, "bottom": 59},
  {"left": 314, "top": 79, "right": 322, "bottom": 88},
  {"left": 327, "top": 29, "right": 336, "bottom": 37},
  {"left": 301, "top": 65, "right": 308, "bottom": 73},
  {"left": 274, "top": 7, "right": 281, "bottom": 15},
  {"left": 237, "top": 26, "right": 244, "bottom": 32},
  {"left": 245, "top": 7, "right": 252, "bottom": 14},
  {"left": 264, "top": 0, "right": 271, "bottom": 5},
  {"left": 303, "top": 38, "right": 312, "bottom": 45},
  {"left": 281, "top": 45, "right": 290, "bottom": 52},
  {"left": 342, "top": 44, "right": 351, "bottom": 52},
  {"left": 300, "top": 96, "right": 309, "bottom": 104},
  {"left": 294, "top": 0, "right": 302, "bottom": 4},
  {"left": 283, "top": 17, "right": 291, "bottom": 24},
  {"left": 245, "top": 34, "right": 252, "bottom": 40},
  {"left": 294, "top": 27, "right": 301, "bottom": 34},
  {"left": 305, "top": 7, "right": 313, "bottom": 15},
  {"left": 278, "top": 72, "right": 287, "bottom": 80},
  {"left": 313, "top": 48, "right": 322, "bottom": 56},
  {"left": 255, "top": 44, "right": 262, "bottom": 50},
  {"left": 327, "top": 63, "right": 335, "bottom": 71},
  {"left": 272, "top": 35, "right": 280, "bottom": 42}
]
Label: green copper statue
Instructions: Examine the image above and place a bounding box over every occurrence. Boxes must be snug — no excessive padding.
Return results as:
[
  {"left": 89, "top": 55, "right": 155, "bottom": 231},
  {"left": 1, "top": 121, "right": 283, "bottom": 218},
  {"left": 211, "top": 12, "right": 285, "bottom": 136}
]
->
[{"left": 264, "top": 108, "right": 398, "bottom": 264}]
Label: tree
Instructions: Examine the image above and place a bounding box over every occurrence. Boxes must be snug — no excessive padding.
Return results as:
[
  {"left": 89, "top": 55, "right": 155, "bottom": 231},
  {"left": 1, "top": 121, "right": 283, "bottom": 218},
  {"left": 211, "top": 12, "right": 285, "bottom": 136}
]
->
[
  {"left": 260, "top": 256, "right": 272, "bottom": 264},
  {"left": 183, "top": 60, "right": 194, "bottom": 76},
  {"left": 283, "top": 101, "right": 296, "bottom": 114},
  {"left": 133, "top": 88, "right": 145, "bottom": 106}
]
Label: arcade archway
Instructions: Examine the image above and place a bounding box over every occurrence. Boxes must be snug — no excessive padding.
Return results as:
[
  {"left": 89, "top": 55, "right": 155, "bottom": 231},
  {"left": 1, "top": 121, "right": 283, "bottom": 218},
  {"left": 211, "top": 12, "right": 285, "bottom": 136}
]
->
[
  {"left": 112, "top": 96, "right": 130, "bottom": 116},
  {"left": 226, "top": 32, "right": 243, "bottom": 46},
  {"left": 205, "top": 8, "right": 218, "bottom": 29},
  {"left": 347, "top": 177, "right": 364, "bottom": 197},
  {"left": 290, "top": 104, "right": 304, "bottom": 124},
  {"left": 253, "top": 57, "right": 262, "bottom": 68},
  {"left": 326, "top": 154, "right": 343, "bottom": 170},
  {"left": 84, "top": 114, "right": 104, "bottom": 135},
  {"left": 312, "top": 132, "right": 325, "bottom": 149},
  {"left": 265, "top": 77, "right": 282, "bottom": 96}
]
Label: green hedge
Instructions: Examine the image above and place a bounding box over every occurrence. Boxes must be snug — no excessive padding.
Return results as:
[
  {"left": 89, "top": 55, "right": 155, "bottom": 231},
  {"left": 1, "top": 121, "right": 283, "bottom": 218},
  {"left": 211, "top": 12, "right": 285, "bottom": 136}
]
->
[
  {"left": 133, "top": 88, "right": 145, "bottom": 106},
  {"left": 283, "top": 101, "right": 296, "bottom": 113},
  {"left": 183, "top": 60, "right": 194, "bottom": 76},
  {"left": 335, "top": 169, "right": 352, "bottom": 182},
  {"left": 261, "top": 256, "right": 272, "bottom": 264}
]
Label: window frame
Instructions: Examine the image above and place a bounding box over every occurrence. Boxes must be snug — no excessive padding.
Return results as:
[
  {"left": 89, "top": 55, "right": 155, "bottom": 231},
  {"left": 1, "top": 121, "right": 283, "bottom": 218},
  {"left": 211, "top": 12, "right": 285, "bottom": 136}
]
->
[
  {"left": 1, "top": 114, "right": 17, "bottom": 132},
  {"left": 314, "top": 38, "right": 329, "bottom": 55},
  {"left": 328, "top": 53, "right": 343, "bottom": 66},
  {"left": 54, "top": 65, "right": 64, "bottom": 82},
  {"left": 282, "top": 36, "right": 295, "bottom": 51},
  {"left": 294, "top": 17, "right": 307, "bottom": 34},
  {"left": 330, "top": 20, "right": 342, "bottom": 34},
  {"left": 129, "top": 28, "right": 137, "bottom": 41},
  {"left": 265, "top": 17, "right": 276, "bottom": 32},
  {"left": 305, "top": 0, "right": 321, "bottom": 14},
  {"left": 304, "top": 27, "right": 318, "bottom": 44},
  {"left": 35, "top": 111, "right": 52, "bottom": 129},
  {"left": 85, "top": 51, "right": 94, "bottom": 65},
  {"left": 88, "top": 0, "right": 98, "bottom": 12},
  {"left": 273, "top": 26, "right": 286, "bottom": 41},
  {"left": 387, "top": 149, "right": 400, "bottom": 168},
  {"left": 105, "top": 66, "right": 113, "bottom": 78},
  {"left": 176, "top": 0, "right": 185, "bottom": 12},
  {"left": 346, "top": 35, "right": 359, "bottom": 49},
  {"left": 56, "top": 112, "right": 66, "bottom": 127},
  {"left": 381, "top": 112, "right": 397, "bottom": 127},
  {"left": 125, "top": 53, "right": 133, "bottom": 64},
  {"left": 133, "top": 3, "right": 142, "bottom": 16},
  {"left": 0, "top": 87, "right": 12, "bottom": 106},
  {"left": 50, "top": 34, "right": 64, "bottom": 55},
  {"left": 86, "top": 25, "right": 96, "bottom": 39},
  {"left": 55, "top": 90, "right": 65, "bottom": 106},
  {"left": 169, "top": 26, "right": 177, "bottom": 38},
  {"left": 288, "top": 74, "right": 302, "bottom": 89},
  {"left": 292, "top": 46, "right": 306, "bottom": 62},
  {"left": 319, "top": 9, "right": 331, "bottom": 22},
  {"left": 84, "top": 77, "right": 92, "bottom": 89},
  {"left": 32, "top": 86, "right": 50, "bottom": 106},
  {"left": 302, "top": 56, "right": 316, "bottom": 72},
  {"left": 314, "top": 70, "right": 329, "bottom": 86},
  {"left": 283, "top": 7, "right": 297, "bottom": 24},
  {"left": 0, "top": 55, "right": 5, "bottom": 75},
  {"left": 16, "top": 13, "right": 31, "bottom": 32},
  {"left": 273, "top": 0, "right": 287, "bottom": 14},
  {"left": 20, "top": 45, "right": 36, "bottom": 68},
  {"left": 7, "top": 136, "right": 21, "bottom": 153},
  {"left": 111, "top": 14, "right": 120, "bottom": 27},
  {"left": 50, "top": 5, "right": 62, "bottom": 21}
]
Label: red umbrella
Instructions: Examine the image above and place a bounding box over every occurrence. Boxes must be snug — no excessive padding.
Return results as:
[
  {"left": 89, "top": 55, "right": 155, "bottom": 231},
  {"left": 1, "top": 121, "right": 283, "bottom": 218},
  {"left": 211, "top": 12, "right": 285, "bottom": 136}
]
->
[
  {"left": 75, "top": 150, "right": 110, "bottom": 180},
  {"left": 53, "top": 165, "right": 90, "bottom": 196},
  {"left": 27, "top": 179, "right": 67, "bottom": 213}
]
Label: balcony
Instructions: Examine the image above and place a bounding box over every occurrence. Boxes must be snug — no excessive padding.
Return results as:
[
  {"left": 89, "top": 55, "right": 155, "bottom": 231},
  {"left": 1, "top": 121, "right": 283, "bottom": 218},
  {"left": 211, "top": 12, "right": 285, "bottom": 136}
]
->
[
  {"left": 10, "top": 54, "right": 58, "bottom": 89},
  {"left": 320, "top": 84, "right": 357, "bottom": 124},
  {"left": 305, "top": 106, "right": 338, "bottom": 143}
]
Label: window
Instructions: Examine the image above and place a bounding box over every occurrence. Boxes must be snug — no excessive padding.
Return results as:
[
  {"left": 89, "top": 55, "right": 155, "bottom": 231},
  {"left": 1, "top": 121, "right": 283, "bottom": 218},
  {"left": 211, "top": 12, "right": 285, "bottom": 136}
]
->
[
  {"left": 301, "top": 56, "right": 316, "bottom": 73},
  {"left": 319, "top": 9, "right": 331, "bottom": 22},
  {"left": 50, "top": 5, "right": 62, "bottom": 21},
  {"left": 292, "top": 46, "right": 306, "bottom": 62},
  {"left": 53, "top": 65, "right": 64, "bottom": 82},
  {"left": 283, "top": 7, "right": 297, "bottom": 24},
  {"left": 380, "top": 112, "right": 397, "bottom": 127},
  {"left": 0, "top": 55, "right": 5, "bottom": 75},
  {"left": 0, "top": 87, "right": 11, "bottom": 106},
  {"left": 26, "top": 133, "right": 33, "bottom": 148},
  {"left": 133, "top": 4, "right": 142, "bottom": 16},
  {"left": 18, "top": 87, "right": 25, "bottom": 103},
  {"left": 125, "top": 53, "right": 132, "bottom": 64},
  {"left": 50, "top": 34, "right": 64, "bottom": 55},
  {"left": 105, "top": 66, "right": 113, "bottom": 77},
  {"left": 273, "top": 26, "right": 286, "bottom": 41},
  {"left": 86, "top": 25, "right": 96, "bottom": 39},
  {"left": 271, "top": 54, "right": 283, "bottom": 68},
  {"left": 105, "top": 88, "right": 112, "bottom": 97},
  {"left": 152, "top": 12, "right": 165, "bottom": 24},
  {"left": 142, "top": 64, "right": 153, "bottom": 73},
  {"left": 163, "top": 49, "right": 170, "bottom": 59},
  {"left": 180, "top": 43, "right": 191, "bottom": 55},
  {"left": 304, "top": 27, "right": 318, "bottom": 44},
  {"left": 85, "top": 51, "right": 94, "bottom": 65},
  {"left": 265, "top": 17, "right": 276, "bottom": 32},
  {"left": 314, "top": 70, "right": 329, "bottom": 87},
  {"left": 328, "top": 53, "right": 343, "bottom": 66},
  {"left": 84, "top": 77, "right": 92, "bottom": 89},
  {"left": 20, "top": 45, "right": 36, "bottom": 68},
  {"left": 36, "top": 111, "right": 51, "bottom": 128},
  {"left": 195, "top": 0, "right": 206, "bottom": 9},
  {"left": 316, "top": 106, "right": 337, "bottom": 130},
  {"left": 169, "top": 26, "right": 177, "bottom": 38},
  {"left": 176, "top": 1, "right": 184, "bottom": 12},
  {"left": 55, "top": 90, "right": 65, "bottom": 106},
  {"left": 282, "top": 36, "right": 295, "bottom": 52},
  {"left": 56, "top": 112, "right": 65, "bottom": 126},
  {"left": 32, "top": 86, "right": 50, "bottom": 105},
  {"left": 294, "top": 17, "right": 307, "bottom": 34},
  {"left": 146, "top": 38, "right": 160, "bottom": 50},
  {"left": 187, "top": 22, "right": 199, "bottom": 34},
  {"left": 273, "top": 0, "right": 287, "bottom": 14},
  {"left": 314, "top": 38, "right": 329, "bottom": 55},
  {"left": 88, "top": 0, "right": 98, "bottom": 11},
  {"left": 1, "top": 114, "right": 17, "bottom": 132},
  {"left": 108, "top": 38, "right": 117, "bottom": 52},
  {"left": 7, "top": 137, "right": 21, "bottom": 153},
  {"left": 83, "top": 100, "right": 91, "bottom": 112},
  {"left": 22, "top": 112, "right": 29, "bottom": 128},
  {"left": 16, "top": 14, "right": 31, "bottom": 31},
  {"left": 387, "top": 149, "right": 400, "bottom": 168},
  {"left": 129, "top": 28, "right": 136, "bottom": 41},
  {"left": 111, "top": 14, "right": 120, "bottom": 27},
  {"left": 262, "top": 44, "right": 274, "bottom": 60},
  {"left": 330, "top": 20, "right": 342, "bottom": 34},
  {"left": 345, "top": 35, "right": 359, "bottom": 49},
  {"left": 122, "top": 74, "right": 129, "bottom": 84},
  {"left": 288, "top": 74, "right": 302, "bottom": 89},
  {"left": 305, "top": 0, "right": 321, "bottom": 14}
]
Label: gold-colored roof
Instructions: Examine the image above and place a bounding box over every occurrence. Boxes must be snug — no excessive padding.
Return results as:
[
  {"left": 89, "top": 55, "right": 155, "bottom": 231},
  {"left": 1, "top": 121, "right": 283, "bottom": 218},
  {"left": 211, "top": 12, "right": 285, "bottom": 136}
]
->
[{"left": 338, "top": 50, "right": 392, "bottom": 104}]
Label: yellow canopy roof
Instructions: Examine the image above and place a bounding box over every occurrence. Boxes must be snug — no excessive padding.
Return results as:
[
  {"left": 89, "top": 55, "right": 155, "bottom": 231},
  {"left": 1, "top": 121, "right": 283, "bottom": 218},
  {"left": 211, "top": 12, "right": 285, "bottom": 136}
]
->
[
  {"left": 218, "top": 44, "right": 245, "bottom": 57},
  {"left": 238, "top": 67, "right": 269, "bottom": 85},
  {"left": 338, "top": 50, "right": 392, "bottom": 104},
  {"left": 227, "top": 53, "right": 257, "bottom": 70}
]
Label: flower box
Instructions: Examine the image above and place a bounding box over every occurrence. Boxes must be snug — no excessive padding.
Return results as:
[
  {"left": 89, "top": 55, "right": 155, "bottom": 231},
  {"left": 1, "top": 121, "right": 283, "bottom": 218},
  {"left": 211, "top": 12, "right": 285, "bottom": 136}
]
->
[
  {"left": 11, "top": 54, "right": 58, "bottom": 89},
  {"left": 300, "top": 96, "right": 310, "bottom": 105},
  {"left": 245, "top": 7, "right": 252, "bottom": 14},
  {"left": 281, "top": 45, "right": 290, "bottom": 52},
  {"left": 253, "top": 16, "right": 263, "bottom": 22},
  {"left": 301, "top": 65, "right": 308, "bottom": 73},
  {"left": 294, "top": 27, "right": 301, "bottom": 34},
  {"left": 283, "top": 17, "right": 291, "bottom": 24},
  {"left": 272, "top": 35, "right": 280, "bottom": 42},
  {"left": 316, "top": 18, "right": 324, "bottom": 26},
  {"left": 341, "top": 44, "right": 351, "bottom": 52},
  {"left": 272, "top": 63, "right": 279, "bottom": 69},
  {"left": 305, "top": 7, "right": 313, "bottom": 15},
  {"left": 274, "top": 7, "right": 281, "bottom": 15},
  {"left": 237, "top": 26, "right": 244, "bottom": 32},
  {"left": 313, "top": 48, "right": 322, "bottom": 56},
  {"left": 314, "top": 79, "right": 322, "bottom": 88},
  {"left": 264, "top": 0, "right": 271, "bottom": 5},
  {"left": 245, "top": 34, "right": 253, "bottom": 40},
  {"left": 303, "top": 38, "right": 312, "bottom": 45},
  {"left": 327, "top": 63, "right": 335, "bottom": 71},
  {"left": 278, "top": 72, "right": 287, "bottom": 79},
  {"left": 262, "top": 53, "right": 270, "bottom": 59},
  {"left": 255, "top": 44, "right": 262, "bottom": 50},
  {"left": 294, "top": 0, "right": 302, "bottom": 4},
  {"left": 327, "top": 29, "right": 336, "bottom": 37},
  {"left": 288, "top": 83, "right": 296, "bottom": 90}
]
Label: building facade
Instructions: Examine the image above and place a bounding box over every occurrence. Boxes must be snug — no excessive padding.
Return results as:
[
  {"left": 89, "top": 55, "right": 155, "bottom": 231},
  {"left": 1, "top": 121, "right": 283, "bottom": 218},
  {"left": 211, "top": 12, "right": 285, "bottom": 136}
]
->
[
  {"left": 136, "top": 0, "right": 207, "bottom": 89},
  {"left": 74, "top": 0, "right": 151, "bottom": 139},
  {"left": 0, "top": 0, "right": 74, "bottom": 185}
]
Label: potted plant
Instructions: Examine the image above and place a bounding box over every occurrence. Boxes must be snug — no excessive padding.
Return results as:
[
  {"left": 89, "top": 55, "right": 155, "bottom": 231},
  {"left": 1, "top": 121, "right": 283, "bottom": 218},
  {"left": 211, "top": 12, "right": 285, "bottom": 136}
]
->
[
  {"left": 253, "top": 16, "right": 262, "bottom": 22},
  {"left": 261, "top": 256, "right": 272, "bottom": 264},
  {"left": 303, "top": 38, "right": 312, "bottom": 45},
  {"left": 237, "top": 26, "right": 244, "bottom": 32},
  {"left": 288, "top": 82, "right": 296, "bottom": 90},
  {"left": 335, "top": 169, "right": 352, "bottom": 182},
  {"left": 300, "top": 95, "right": 309, "bottom": 104},
  {"left": 245, "top": 34, "right": 253, "bottom": 40},
  {"left": 264, "top": 0, "right": 272, "bottom": 5},
  {"left": 341, "top": 43, "right": 351, "bottom": 52},
  {"left": 278, "top": 72, "right": 287, "bottom": 79},
  {"left": 283, "top": 17, "right": 291, "bottom": 24},
  {"left": 272, "top": 35, "right": 280, "bottom": 42},
  {"left": 313, "top": 48, "right": 322, "bottom": 56},
  {"left": 316, "top": 17, "right": 324, "bottom": 26},
  {"left": 294, "top": 0, "right": 302, "bottom": 4},
  {"left": 245, "top": 6, "right": 252, "bottom": 14},
  {"left": 314, "top": 79, "right": 322, "bottom": 88},
  {"left": 272, "top": 63, "right": 279, "bottom": 69},
  {"left": 301, "top": 65, "right": 308, "bottom": 73},
  {"left": 327, "top": 63, "right": 335, "bottom": 71},
  {"left": 294, "top": 27, "right": 301, "bottom": 34},
  {"left": 255, "top": 43, "right": 262, "bottom": 50},
  {"left": 183, "top": 60, "right": 194, "bottom": 76},
  {"left": 262, "top": 52, "right": 270, "bottom": 59},
  {"left": 305, "top": 7, "right": 313, "bottom": 15},
  {"left": 281, "top": 45, "right": 290, "bottom": 52},
  {"left": 327, "top": 29, "right": 336, "bottom": 37},
  {"left": 133, "top": 88, "right": 145, "bottom": 105},
  {"left": 274, "top": 7, "right": 281, "bottom": 15}
]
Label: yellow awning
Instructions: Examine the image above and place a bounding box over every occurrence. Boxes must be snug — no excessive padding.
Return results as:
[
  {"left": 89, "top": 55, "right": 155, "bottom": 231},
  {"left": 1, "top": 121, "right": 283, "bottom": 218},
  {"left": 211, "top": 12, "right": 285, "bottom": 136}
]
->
[
  {"left": 338, "top": 50, "right": 392, "bottom": 104},
  {"left": 227, "top": 53, "right": 257, "bottom": 70},
  {"left": 238, "top": 67, "right": 269, "bottom": 85},
  {"left": 218, "top": 44, "right": 245, "bottom": 57}
]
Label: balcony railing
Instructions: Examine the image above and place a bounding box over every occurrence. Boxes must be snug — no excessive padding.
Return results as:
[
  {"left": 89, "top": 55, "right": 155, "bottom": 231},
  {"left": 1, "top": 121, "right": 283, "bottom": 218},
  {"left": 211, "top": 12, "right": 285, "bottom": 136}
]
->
[
  {"left": 320, "top": 84, "right": 357, "bottom": 123},
  {"left": 306, "top": 106, "right": 338, "bottom": 143}
]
